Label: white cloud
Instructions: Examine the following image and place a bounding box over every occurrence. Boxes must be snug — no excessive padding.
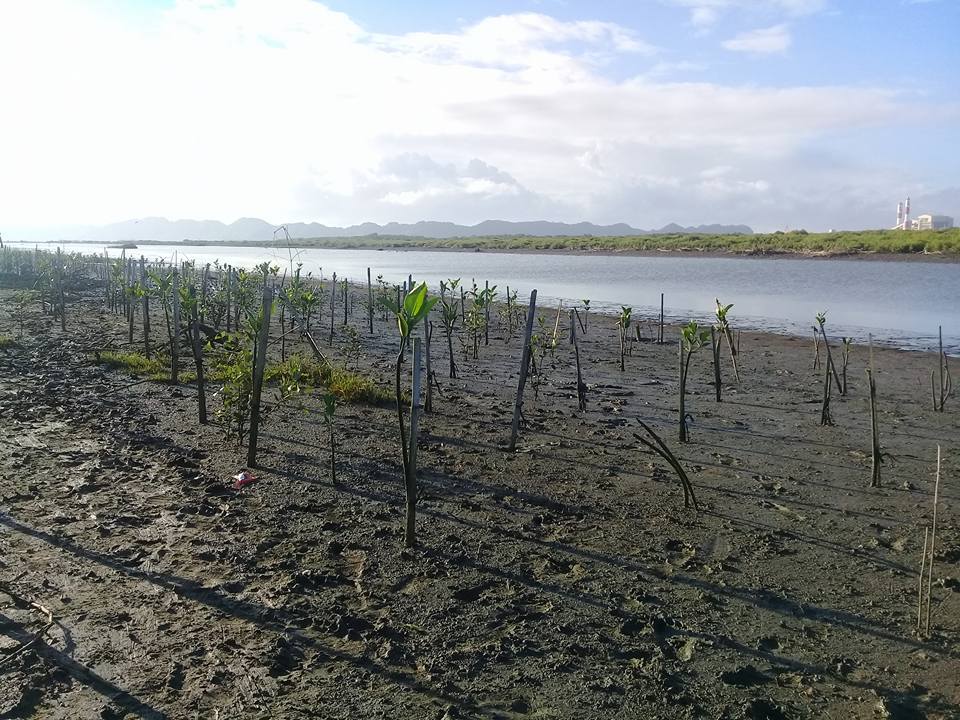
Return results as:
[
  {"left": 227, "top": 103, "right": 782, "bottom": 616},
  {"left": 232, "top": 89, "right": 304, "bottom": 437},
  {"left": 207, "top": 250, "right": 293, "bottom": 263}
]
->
[
  {"left": 722, "top": 24, "right": 792, "bottom": 53},
  {"left": 0, "top": 0, "right": 953, "bottom": 232},
  {"left": 666, "top": 0, "right": 825, "bottom": 27}
]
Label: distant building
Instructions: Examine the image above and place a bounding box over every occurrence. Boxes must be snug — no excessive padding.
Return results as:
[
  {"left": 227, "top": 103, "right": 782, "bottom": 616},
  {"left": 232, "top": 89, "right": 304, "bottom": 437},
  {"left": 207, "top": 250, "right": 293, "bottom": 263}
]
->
[{"left": 912, "top": 214, "right": 954, "bottom": 231}]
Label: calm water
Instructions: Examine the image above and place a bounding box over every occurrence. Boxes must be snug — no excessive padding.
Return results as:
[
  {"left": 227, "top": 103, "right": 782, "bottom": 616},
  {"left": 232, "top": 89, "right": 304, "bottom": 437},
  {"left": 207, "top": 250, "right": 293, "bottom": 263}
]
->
[{"left": 10, "top": 241, "right": 960, "bottom": 353}]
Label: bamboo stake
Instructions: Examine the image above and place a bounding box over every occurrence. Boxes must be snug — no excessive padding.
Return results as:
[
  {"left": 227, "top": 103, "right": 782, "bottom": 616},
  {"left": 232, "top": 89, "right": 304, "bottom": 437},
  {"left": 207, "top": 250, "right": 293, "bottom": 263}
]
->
[
  {"left": 484, "top": 280, "right": 490, "bottom": 346},
  {"left": 658, "top": 293, "right": 664, "bottom": 344},
  {"left": 329, "top": 272, "right": 336, "bottom": 346},
  {"left": 140, "top": 256, "right": 150, "bottom": 356},
  {"left": 171, "top": 271, "right": 180, "bottom": 385},
  {"left": 367, "top": 267, "right": 374, "bottom": 334},
  {"left": 917, "top": 527, "right": 928, "bottom": 631},
  {"left": 405, "top": 338, "right": 423, "bottom": 548},
  {"left": 710, "top": 326, "right": 722, "bottom": 402},
  {"left": 188, "top": 286, "right": 207, "bottom": 424},
  {"left": 925, "top": 446, "right": 941, "bottom": 635},
  {"left": 425, "top": 321, "right": 434, "bottom": 413},
  {"left": 509, "top": 290, "right": 538, "bottom": 451}
]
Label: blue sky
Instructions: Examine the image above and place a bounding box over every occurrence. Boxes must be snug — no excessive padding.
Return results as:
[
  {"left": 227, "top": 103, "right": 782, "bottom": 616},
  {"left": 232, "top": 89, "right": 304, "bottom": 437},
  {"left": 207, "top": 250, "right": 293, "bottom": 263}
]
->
[{"left": 0, "top": 0, "right": 957, "bottom": 232}]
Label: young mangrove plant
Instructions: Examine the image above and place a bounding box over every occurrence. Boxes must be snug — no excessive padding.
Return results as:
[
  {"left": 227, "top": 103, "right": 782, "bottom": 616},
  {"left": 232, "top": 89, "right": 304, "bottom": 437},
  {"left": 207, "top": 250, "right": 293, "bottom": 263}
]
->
[
  {"left": 634, "top": 421, "right": 699, "bottom": 510},
  {"left": 931, "top": 325, "right": 952, "bottom": 412},
  {"left": 384, "top": 282, "right": 438, "bottom": 548},
  {"left": 321, "top": 392, "right": 337, "bottom": 485},
  {"left": 815, "top": 311, "right": 843, "bottom": 394},
  {"left": 581, "top": 299, "right": 590, "bottom": 335},
  {"left": 714, "top": 299, "right": 740, "bottom": 383},
  {"left": 679, "top": 321, "right": 709, "bottom": 442},
  {"left": 439, "top": 279, "right": 460, "bottom": 378},
  {"left": 617, "top": 306, "right": 632, "bottom": 372}
]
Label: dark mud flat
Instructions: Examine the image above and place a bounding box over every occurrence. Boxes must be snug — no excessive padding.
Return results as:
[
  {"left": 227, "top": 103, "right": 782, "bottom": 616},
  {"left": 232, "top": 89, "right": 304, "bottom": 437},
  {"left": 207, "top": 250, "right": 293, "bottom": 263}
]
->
[{"left": 0, "top": 287, "right": 958, "bottom": 720}]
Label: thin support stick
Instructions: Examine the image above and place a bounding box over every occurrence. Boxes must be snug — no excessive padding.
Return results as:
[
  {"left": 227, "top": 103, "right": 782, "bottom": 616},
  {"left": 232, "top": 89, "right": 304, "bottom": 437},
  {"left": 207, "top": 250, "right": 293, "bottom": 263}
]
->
[
  {"left": 925, "top": 446, "right": 941, "bottom": 635},
  {"left": 509, "top": 290, "right": 538, "bottom": 451}
]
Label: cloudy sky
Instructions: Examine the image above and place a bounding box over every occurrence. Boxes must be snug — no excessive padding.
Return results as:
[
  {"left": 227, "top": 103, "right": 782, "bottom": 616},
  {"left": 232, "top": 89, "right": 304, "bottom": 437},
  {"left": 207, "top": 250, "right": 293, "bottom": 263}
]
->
[{"left": 0, "top": 0, "right": 957, "bottom": 233}]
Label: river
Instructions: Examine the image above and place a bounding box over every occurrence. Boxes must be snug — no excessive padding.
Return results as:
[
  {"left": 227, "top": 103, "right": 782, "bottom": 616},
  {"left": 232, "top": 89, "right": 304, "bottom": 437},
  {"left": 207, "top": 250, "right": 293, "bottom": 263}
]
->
[{"left": 8, "top": 241, "right": 959, "bottom": 354}]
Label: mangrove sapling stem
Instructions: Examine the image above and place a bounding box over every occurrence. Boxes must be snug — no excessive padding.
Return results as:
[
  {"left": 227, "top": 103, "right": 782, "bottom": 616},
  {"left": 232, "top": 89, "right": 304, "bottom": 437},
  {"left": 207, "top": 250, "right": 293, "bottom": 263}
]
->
[
  {"left": 343, "top": 278, "right": 348, "bottom": 325},
  {"left": 200, "top": 263, "right": 209, "bottom": 324},
  {"left": 820, "top": 359, "right": 833, "bottom": 427},
  {"left": 816, "top": 318, "right": 843, "bottom": 393},
  {"left": 934, "top": 325, "right": 952, "bottom": 411},
  {"left": 171, "top": 271, "right": 181, "bottom": 385},
  {"left": 406, "top": 338, "right": 423, "bottom": 547},
  {"left": 634, "top": 421, "right": 699, "bottom": 510},
  {"left": 678, "top": 339, "right": 695, "bottom": 442},
  {"left": 367, "top": 267, "right": 373, "bottom": 334},
  {"left": 925, "top": 446, "right": 941, "bottom": 636},
  {"left": 509, "top": 289, "right": 538, "bottom": 451},
  {"left": 247, "top": 282, "right": 273, "bottom": 468},
  {"left": 188, "top": 286, "right": 208, "bottom": 424},
  {"left": 917, "top": 526, "right": 929, "bottom": 631},
  {"left": 841, "top": 338, "right": 851, "bottom": 396},
  {"left": 710, "top": 326, "right": 722, "bottom": 403},
  {"left": 812, "top": 327, "right": 821, "bottom": 370}
]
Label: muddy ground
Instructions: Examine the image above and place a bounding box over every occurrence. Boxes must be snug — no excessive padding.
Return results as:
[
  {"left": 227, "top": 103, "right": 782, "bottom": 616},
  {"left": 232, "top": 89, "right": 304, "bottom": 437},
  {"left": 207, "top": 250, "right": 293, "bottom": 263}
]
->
[{"left": 0, "top": 279, "right": 957, "bottom": 720}]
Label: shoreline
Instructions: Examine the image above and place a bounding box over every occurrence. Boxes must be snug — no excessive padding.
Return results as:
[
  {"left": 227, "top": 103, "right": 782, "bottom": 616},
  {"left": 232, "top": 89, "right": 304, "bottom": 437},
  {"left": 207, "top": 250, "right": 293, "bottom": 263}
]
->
[{"left": 9, "top": 239, "right": 960, "bottom": 264}]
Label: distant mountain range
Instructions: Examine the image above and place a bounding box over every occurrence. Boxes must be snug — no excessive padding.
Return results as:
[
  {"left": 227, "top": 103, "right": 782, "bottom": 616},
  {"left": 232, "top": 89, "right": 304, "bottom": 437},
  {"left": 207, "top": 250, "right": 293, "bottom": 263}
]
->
[{"left": 12, "top": 217, "right": 753, "bottom": 243}]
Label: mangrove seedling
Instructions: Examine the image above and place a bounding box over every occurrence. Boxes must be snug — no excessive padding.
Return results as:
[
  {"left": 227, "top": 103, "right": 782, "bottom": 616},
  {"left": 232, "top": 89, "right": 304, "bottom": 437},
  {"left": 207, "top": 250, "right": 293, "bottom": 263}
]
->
[
  {"left": 439, "top": 278, "right": 460, "bottom": 378},
  {"left": 679, "top": 321, "right": 709, "bottom": 442},
  {"left": 714, "top": 299, "right": 740, "bottom": 383},
  {"left": 815, "top": 311, "right": 843, "bottom": 394},
  {"left": 634, "top": 421, "right": 699, "bottom": 510},
  {"left": 932, "top": 325, "right": 952, "bottom": 412},
  {"left": 384, "top": 282, "right": 438, "bottom": 548}
]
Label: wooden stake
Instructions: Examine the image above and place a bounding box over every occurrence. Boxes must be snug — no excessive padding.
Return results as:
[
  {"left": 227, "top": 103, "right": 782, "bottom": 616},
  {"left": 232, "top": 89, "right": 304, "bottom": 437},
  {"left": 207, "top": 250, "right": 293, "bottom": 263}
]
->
[
  {"left": 925, "top": 446, "right": 941, "bottom": 635},
  {"left": 917, "top": 526, "right": 928, "bottom": 631},
  {"left": 140, "top": 257, "right": 150, "bottom": 357},
  {"left": 247, "top": 282, "right": 273, "bottom": 467},
  {"left": 405, "top": 338, "right": 423, "bottom": 548},
  {"left": 509, "top": 290, "right": 538, "bottom": 451},
  {"left": 425, "top": 321, "right": 434, "bottom": 413},
  {"left": 329, "top": 272, "right": 336, "bottom": 346},
  {"left": 188, "top": 286, "right": 207, "bottom": 424},
  {"left": 484, "top": 280, "right": 490, "bottom": 346},
  {"left": 658, "top": 293, "right": 664, "bottom": 344},
  {"left": 711, "top": 326, "right": 722, "bottom": 403},
  {"left": 171, "top": 271, "right": 180, "bottom": 385},
  {"left": 367, "top": 267, "right": 373, "bottom": 334}
]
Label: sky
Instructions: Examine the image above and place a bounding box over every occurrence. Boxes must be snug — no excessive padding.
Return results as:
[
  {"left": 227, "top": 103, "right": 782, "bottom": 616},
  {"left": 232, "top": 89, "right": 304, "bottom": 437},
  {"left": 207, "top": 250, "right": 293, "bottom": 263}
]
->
[{"left": 0, "top": 0, "right": 957, "bottom": 234}]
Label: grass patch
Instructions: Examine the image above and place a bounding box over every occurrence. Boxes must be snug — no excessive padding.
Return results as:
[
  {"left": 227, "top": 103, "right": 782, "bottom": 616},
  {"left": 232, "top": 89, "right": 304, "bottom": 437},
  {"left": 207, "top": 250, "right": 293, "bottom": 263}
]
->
[
  {"left": 265, "top": 356, "right": 393, "bottom": 406},
  {"left": 0, "top": 334, "right": 18, "bottom": 350},
  {"left": 99, "top": 350, "right": 197, "bottom": 383}
]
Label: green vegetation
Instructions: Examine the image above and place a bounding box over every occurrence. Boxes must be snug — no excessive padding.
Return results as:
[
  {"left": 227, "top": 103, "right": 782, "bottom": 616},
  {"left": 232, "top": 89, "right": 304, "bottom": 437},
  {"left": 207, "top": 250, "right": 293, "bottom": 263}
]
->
[
  {"left": 106, "top": 227, "right": 960, "bottom": 255},
  {"left": 99, "top": 349, "right": 389, "bottom": 406},
  {"left": 100, "top": 350, "right": 178, "bottom": 381},
  {"left": 0, "top": 334, "right": 18, "bottom": 350},
  {"left": 266, "top": 355, "right": 392, "bottom": 406}
]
